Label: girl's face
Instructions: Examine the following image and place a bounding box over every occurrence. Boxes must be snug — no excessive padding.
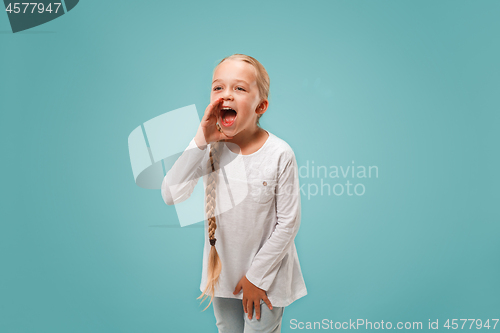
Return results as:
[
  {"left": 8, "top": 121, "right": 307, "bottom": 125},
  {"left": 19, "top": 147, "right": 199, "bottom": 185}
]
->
[{"left": 211, "top": 59, "right": 265, "bottom": 135}]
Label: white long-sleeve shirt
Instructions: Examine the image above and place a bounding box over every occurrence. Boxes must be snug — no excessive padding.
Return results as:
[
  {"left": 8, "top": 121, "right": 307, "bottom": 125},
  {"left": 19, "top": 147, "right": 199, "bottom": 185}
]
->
[{"left": 161, "top": 130, "right": 307, "bottom": 307}]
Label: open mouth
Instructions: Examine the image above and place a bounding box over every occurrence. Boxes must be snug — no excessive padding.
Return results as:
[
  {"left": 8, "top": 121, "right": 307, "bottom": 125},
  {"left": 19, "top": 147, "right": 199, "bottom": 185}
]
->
[{"left": 221, "top": 107, "right": 237, "bottom": 127}]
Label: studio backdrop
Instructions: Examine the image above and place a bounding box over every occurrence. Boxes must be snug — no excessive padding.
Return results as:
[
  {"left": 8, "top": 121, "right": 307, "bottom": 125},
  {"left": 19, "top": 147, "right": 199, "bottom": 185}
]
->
[{"left": 1, "top": 1, "right": 499, "bottom": 332}]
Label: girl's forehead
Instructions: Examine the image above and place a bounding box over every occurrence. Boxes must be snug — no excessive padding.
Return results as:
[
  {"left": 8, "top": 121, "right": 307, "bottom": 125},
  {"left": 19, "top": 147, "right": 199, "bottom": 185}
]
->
[{"left": 213, "top": 60, "right": 257, "bottom": 84}]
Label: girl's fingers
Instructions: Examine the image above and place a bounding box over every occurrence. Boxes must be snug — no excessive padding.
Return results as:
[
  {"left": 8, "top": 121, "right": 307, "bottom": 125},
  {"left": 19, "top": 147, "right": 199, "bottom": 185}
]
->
[
  {"left": 202, "top": 98, "right": 233, "bottom": 144},
  {"left": 254, "top": 300, "right": 261, "bottom": 320},
  {"left": 203, "top": 98, "right": 222, "bottom": 121},
  {"left": 208, "top": 97, "right": 222, "bottom": 110},
  {"left": 263, "top": 295, "right": 273, "bottom": 310},
  {"left": 209, "top": 98, "right": 223, "bottom": 117},
  {"left": 247, "top": 301, "right": 254, "bottom": 319},
  {"left": 215, "top": 98, "right": 224, "bottom": 121}
]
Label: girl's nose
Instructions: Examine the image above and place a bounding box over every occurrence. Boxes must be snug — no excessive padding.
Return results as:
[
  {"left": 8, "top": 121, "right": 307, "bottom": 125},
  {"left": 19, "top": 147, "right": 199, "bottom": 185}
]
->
[{"left": 222, "top": 90, "right": 233, "bottom": 100}]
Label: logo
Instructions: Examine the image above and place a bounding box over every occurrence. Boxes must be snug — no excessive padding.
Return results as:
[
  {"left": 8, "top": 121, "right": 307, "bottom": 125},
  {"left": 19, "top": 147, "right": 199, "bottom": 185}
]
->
[
  {"left": 128, "top": 105, "right": 251, "bottom": 228},
  {"left": 3, "top": 0, "right": 78, "bottom": 33}
]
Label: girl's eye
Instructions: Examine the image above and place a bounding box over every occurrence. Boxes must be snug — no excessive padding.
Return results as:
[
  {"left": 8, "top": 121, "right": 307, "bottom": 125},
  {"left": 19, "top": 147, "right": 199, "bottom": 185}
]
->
[
  {"left": 213, "top": 87, "right": 221, "bottom": 91},
  {"left": 237, "top": 87, "right": 245, "bottom": 91}
]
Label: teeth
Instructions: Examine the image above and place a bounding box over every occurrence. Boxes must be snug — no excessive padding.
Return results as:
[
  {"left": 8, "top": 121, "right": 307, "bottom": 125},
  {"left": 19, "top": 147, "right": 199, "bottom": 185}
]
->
[{"left": 221, "top": 107, "right": 237, "bottom": 114}]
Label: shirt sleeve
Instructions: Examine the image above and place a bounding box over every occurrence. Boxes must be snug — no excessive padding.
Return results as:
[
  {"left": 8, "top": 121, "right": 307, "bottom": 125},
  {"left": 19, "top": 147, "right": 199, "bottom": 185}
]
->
[
  {"left": 161, "top": 138, "right": 208, "bottom": 206},
  {"left": 245, "top": 150, "right": 302, "bottom": 291}
]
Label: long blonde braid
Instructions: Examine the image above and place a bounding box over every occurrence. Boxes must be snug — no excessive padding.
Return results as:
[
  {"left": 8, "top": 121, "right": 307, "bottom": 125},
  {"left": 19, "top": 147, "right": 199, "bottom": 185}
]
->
[{"left": 197, "top": 122, "right": 225, "bottom": 311}]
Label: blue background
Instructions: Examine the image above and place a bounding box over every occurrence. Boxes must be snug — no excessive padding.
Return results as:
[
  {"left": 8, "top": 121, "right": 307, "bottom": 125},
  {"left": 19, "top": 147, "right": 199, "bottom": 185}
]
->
[{"left": 1, "top": 1, "right": 499, "bottom": 332}]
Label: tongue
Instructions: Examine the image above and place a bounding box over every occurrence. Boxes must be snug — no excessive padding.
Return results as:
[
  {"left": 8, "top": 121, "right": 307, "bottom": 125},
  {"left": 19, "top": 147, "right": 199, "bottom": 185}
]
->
[{"left": 223, "top": 110, "right": 236, "bottom": 124}]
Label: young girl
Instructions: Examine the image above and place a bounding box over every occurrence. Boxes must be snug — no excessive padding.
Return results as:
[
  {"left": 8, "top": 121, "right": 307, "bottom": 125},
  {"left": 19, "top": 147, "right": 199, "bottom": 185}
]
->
[{"left": 161, "top": 54, "right": 307, "bottom": 332}]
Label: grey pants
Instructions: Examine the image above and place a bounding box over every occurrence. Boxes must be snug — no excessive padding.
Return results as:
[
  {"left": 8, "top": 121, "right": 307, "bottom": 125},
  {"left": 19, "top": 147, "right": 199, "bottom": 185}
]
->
[{"left": 213, "top": 297, "right": 285, "bottom": 333}]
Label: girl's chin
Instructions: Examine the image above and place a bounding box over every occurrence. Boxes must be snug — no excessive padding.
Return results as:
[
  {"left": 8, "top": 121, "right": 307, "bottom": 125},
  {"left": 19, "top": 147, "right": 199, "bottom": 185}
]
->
[{"left": 219, "top": 125, "right": 237, "bottom": 137}]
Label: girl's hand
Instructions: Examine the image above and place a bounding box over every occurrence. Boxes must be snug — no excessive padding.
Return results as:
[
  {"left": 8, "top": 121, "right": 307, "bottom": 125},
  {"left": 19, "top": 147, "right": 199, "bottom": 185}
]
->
[
  {"left": 194, "top": 97, "right": 234, "bottom": 148},
  {"left": 233, "top": 275, "right": 273, "bottom": 320}
]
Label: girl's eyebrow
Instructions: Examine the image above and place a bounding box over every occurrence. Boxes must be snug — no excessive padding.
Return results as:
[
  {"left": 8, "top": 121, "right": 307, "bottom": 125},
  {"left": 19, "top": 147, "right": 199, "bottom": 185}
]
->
[{"left": 212, "top": 79, "right": 249, "bottom": 85}]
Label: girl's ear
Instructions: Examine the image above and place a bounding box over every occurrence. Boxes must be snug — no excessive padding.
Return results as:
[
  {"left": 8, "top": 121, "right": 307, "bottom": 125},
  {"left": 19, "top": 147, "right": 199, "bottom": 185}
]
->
[{"left": 256, "top": 100, "right": 269, "bottom": 115}]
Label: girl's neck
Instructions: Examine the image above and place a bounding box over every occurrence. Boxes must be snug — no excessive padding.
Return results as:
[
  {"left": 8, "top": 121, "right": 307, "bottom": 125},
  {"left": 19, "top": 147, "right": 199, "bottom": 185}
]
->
[{"left": 225, "top": 126, "right": 268, "bottom": 155}]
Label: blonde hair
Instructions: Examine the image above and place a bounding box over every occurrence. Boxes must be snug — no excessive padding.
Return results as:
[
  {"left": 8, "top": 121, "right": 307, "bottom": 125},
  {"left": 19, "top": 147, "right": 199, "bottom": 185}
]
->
[
  {"left": 197, "top": 139, "right": 223, "bottom": 311},
  {"left": 197, "top": 54, "right": 270, "bottom": 310}
]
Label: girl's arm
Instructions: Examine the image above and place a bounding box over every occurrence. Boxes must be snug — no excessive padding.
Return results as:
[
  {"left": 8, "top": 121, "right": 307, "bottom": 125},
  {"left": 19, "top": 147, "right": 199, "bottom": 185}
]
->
[
  {"left": 245, "top": 150, "right": 302, "bottom": 291},
  {"left": 162, "top": 98, "right": 231, "bottom": 205},
  {"left": 161, "top": 137, "right": 207, "bottom": 206}
]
